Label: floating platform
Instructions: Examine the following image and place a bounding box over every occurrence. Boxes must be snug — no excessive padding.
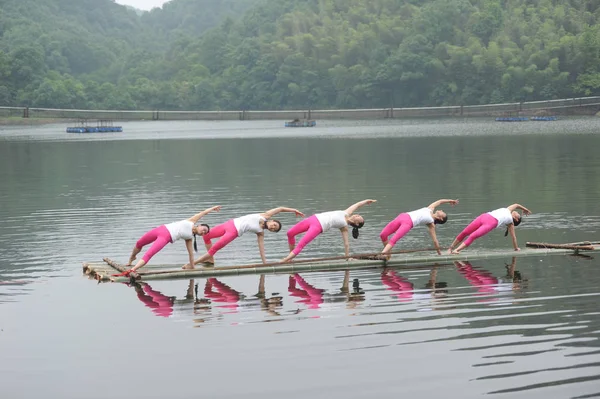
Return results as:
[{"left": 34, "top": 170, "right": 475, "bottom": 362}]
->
[
  {"left": 83, "top": 241, "right": 598, "bottom": 283},
  {"left": 495, "top": 117, "right": 529, "bottom": 122},
  {"left": 67, "top": 126, "right": 123, "bottom": 133},
  {"left": 67, "top": 119, "right": 122, "bottom": 133},
  {"left": 531, "top": 116, "right": 558, "bottom": 121},
  {"left": 285, "top": 119, "right": 316, "bottom": 127}
]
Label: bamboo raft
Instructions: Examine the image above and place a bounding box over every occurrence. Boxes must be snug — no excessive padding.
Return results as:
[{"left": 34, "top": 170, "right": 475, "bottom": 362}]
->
[{"left": 82, "top": 241, "right": 599, "bottom": 283}]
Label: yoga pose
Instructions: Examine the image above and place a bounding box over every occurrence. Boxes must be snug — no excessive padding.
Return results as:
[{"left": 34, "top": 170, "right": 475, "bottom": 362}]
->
[
  {"left": 184, "top": 207, "right": 305, "bottom": 268},
  {"left": 123, "top": 206, "right": 221, "bottom": 275},
  {"left": 380, "top": 199, "right": 459, "bottom": 257},
  {"left": 281, "top": 199, "right": 377, "bottom": 262},
  {"left": 448, "top": 204, "right": 531, "bottom": 254}
]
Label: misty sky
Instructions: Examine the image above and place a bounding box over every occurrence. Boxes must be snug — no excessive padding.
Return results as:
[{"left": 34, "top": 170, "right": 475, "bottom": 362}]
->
[{"left": 115, "top": 0, "right": 170, "bottom": 11}]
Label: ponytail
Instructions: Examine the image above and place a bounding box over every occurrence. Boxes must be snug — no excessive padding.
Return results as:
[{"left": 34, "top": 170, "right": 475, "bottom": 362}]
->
[
  {"left": 350, "top": 221, "right": 365, "bottom": 239},
  {"left": 505, "top": 216, "right": 522, "bottom": 237},
  {"left": 193, "top": 234, "right": 198, "bottom": 252}
]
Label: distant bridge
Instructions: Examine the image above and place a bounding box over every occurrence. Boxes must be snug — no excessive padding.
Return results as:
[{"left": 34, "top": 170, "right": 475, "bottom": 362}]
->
[{"left": 1, "top": 96, "right": 599, "bottom": 121}]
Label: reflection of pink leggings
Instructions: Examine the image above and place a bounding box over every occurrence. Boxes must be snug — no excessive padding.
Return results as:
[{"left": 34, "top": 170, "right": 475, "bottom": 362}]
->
[
  {"left": 288, "top": 274, "right": 323, "bottom": 309},
  {"left": 287, "top": 215, "right": 323, "bottom": 256},
  {"left": 456, "top": 262, "right": 498, "bottom": 294},
  {"left": 136, "top": 284, "right": 174, "bottom": 318},
  {"left": 456, "top": 213, "right": 498, "bottom": 247},
  {"left": 380, "top": 213, "right": 414, "bottom": 247},
  {"left": 381, "top": 270, "right": 414, "bottom": 301},
  {"left": 203, "top": 219, "right": 239, "bottom": 256},
  {"left": 136, "top": 225, "right": 173, "bottom": 263},
  {"left": 204, "top": 278, "right": 240, "bottom": 310}
]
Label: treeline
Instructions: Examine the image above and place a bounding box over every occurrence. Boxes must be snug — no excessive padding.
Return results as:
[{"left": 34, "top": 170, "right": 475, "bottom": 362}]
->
[{"left": 0, "top": 0, "right": 599, "bottom": 110}]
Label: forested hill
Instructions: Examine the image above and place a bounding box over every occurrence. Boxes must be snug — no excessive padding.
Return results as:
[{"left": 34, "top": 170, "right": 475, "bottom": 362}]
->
[{"left": 0, "top": 0, "right": 599, "bottom": 111}]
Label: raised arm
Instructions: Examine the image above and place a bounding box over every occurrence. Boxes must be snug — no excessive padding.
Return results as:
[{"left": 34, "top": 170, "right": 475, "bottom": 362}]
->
[
  {"left": 507, "top": 204, "right": 531, "bottom": 215},
  {"left": 344, "top": 199, "right": 377, "bottom": 215},
  {"left": 340, "top": 227, "right": 350, "bottom": 258},
  {"left": 427, "top": 199, "right": 459, "bottom": 211},
  {"left": 262, "top": 207, "right": 304, "bottom": 218},
  {"left": 188, "top": 205, "right": 222, "bottom": 224}
]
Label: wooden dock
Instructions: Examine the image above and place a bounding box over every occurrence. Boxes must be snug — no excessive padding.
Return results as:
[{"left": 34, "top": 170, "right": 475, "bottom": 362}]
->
[{"left": 82, "top": 242, "right": 599, "bottom": 283}]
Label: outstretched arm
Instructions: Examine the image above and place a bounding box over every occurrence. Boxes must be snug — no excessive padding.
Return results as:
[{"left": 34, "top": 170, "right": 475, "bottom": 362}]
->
[
  {"left": 507, "top": 204, "right": 531, "bottom": 215},
  {"left": 257, "top": 233, "right": 267, "bottom": 264},
  {"left": 340, "top": 227, "right": 350, "bottom": 258},
  {"left": 507, "top": 224, "right": 520, "bottom": 251},
  {"left": 427, "top": 224, "right": 442, "bottom": 255},
  {"left": 344, "top": 199, "right": 377, "bottom": 215},
  {"left": 428, "top": 199, "right": 459, "bottom": 211},
  {"left": 188, "top": 205, "right": 222, "bottom": 224},
  {"left": 262, "top": 207, "right": 305, "bottom": 218}
]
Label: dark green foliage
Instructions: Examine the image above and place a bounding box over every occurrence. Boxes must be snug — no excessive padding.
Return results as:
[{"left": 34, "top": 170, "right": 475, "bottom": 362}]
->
[{"left": 0, "top": 0, "right": 599, "bottom": 110}]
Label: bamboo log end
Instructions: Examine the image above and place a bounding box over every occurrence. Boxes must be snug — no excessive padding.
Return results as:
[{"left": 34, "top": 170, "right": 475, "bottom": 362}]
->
[{"left": 526, "top": 242, "right": 595, "bottom": 250}]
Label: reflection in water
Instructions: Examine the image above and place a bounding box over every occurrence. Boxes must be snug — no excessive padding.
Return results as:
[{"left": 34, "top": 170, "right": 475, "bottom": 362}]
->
[
  {"left": 130, "top": 271, "right": 368, "bottom": 323},
  {"left": 455, "top": 257, "right": 526, "bottom": 299},
  {"left": 288, "top": 274, "right": 324, "bottom": 310},
  {"left": 2, "top": 122, "right": 600, "bottom": 398},
  {"left": 204, "top": 278, "right": 243, "bottom": 312},
  {"left": 288, "top": 271, "right": 366, "bottom": 312},
  {"left": 131, "top": 277, "right": 286, "bottom": 324},
  {"left": 132, "top": 282, "right": 176, "bottom": 318},
  {"left": 254, "top": 275, "right": 284, "bottom": 318},
  {"left": 381, "top": 267, "right": 448, "bottom": 304}
]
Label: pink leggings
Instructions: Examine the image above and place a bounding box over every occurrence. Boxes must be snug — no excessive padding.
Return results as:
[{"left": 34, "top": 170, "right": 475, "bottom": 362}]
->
[
  {"left": 287, "top": 215, "right": 323, "bottom": 256},
  {"left": 379, "top": 213, "right": 414, "bottom": 247},
  {"left": 455, "top": 213, "right": 498, "bottom": 248},
  {"left": 136, "top": 225, "right": 173, "bottom": 263},
  {"left": 202, "top": 219, "right": 239, "bottom": 256}
]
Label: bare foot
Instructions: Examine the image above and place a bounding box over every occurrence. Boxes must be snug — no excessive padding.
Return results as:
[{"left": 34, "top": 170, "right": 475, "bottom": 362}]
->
[
  {"left": 450, "top": 250, "right": 461, "bottom": 255},
  {"left": 182, "top": 264, "right": 195, "bottom": 270}
]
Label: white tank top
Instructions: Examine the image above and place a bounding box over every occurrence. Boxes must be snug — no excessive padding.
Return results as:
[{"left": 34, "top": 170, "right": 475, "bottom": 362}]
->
[
  {"left": 164, "top": 219, "right": 194, "bottom": 242},
  {"left": 233, "top": 213, "right": 265, "bottom": 237},
  {"left": 316, "top": 210, "right": 347, "bottom": 232},
  {"left": 487, "top": 208, "right": 513, "bottom": 229},
  {"left": 407, "top": 207, "right": 434, "bottom": 227}
]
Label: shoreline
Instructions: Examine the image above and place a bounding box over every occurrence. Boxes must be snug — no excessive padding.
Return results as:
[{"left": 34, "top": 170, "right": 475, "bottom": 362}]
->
[
  {"left": 0, "top": 109, "right": 597, "bottom": 127},
  {"left": 0, "top": 117, "right": 72, "bottom": 126}
]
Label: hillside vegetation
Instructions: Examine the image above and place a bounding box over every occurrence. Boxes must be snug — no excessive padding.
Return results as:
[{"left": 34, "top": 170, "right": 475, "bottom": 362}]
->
[{"left": 0, "top": 0, "right": 598, "bottom": 110}]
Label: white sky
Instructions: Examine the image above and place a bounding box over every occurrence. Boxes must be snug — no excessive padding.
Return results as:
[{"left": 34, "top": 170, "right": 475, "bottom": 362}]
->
[{"left": 115, "top": 0, "right": 170, "bottom": 11}]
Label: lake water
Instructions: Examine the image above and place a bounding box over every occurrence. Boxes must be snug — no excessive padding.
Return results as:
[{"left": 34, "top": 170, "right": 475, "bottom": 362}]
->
[{"left": 1, "top": 117, "right": 600, "bottom": 399}]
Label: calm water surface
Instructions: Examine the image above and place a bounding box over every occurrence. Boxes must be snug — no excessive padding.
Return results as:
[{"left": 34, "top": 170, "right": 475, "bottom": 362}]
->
[{"left": 1, "top": 118, "right": 600, "bottom": 399}]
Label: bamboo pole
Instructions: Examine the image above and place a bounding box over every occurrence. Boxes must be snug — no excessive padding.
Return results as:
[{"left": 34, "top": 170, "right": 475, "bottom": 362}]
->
[
  {"left": 107, "top": 247, "right": 600, "bottom": 283},
  {"left": 103, "top": 258, "right": 129, "bottom": 272},
  {"left": 131, "top": 247, "right": 437, "bottom": 277},
  {"left": 525, "top": 242, "right": 596, "bottom": 250},
  {"left": 100, "top": 248, "right": 436, "bottom": 277}
]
